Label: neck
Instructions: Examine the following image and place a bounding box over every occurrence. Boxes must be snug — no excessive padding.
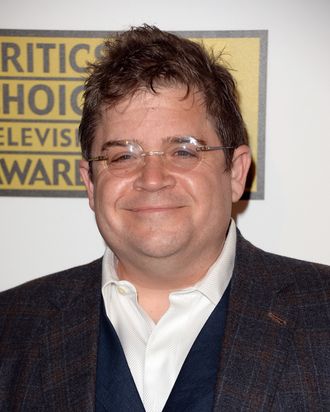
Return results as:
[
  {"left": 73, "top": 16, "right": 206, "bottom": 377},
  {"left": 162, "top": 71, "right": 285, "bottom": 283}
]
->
[
  {"left": 135, "top": 285, "right": 172, "bottom": 323},
  {"left": 116, "top": 250, "right": 218, "bottom": 289},
  {"left": 115, "top": 245, "right": 223, "bottom": 322}
]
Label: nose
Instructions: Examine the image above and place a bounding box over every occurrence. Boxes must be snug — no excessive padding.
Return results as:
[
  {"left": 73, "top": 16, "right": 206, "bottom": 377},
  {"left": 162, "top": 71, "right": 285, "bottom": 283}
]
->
[{"left": 133, "top": 154, "right": 176, "bottom": 192}]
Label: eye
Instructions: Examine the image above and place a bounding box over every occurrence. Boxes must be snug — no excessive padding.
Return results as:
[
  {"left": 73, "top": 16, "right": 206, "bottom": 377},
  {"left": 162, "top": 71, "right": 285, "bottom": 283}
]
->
[
  {"left": 171, "top": 144, "right": 198, "bottom": 159},
  {"left": 175, "top": 150, "right": 195, "bottom": 157},
  {"left": 108, "top": 151, "right": 138, "bottom": 164}
]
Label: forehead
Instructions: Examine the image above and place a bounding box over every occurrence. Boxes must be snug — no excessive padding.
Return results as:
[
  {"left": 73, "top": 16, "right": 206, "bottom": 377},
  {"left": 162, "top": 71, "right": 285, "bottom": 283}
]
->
[{"left": 93, "top": 86, "right": 219, "bottom": 149}]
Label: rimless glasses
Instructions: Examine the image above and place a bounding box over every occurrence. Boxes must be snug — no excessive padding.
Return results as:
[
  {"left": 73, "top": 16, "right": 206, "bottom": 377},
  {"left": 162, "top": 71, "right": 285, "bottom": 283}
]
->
[{"left": 88, "top": 136, "right": 234, "bottom": 177}]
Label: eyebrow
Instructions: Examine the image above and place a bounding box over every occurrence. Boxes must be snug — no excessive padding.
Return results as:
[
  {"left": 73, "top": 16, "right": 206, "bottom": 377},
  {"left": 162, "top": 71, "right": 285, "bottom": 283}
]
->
[
  {"left": 168, "top": 135, "right": 207, "bottom": 145},
  {"left": 100, "top": 135, "right": 207, "bottom": 151},
  {"left": 101, "top": 140, "right": 131, "bottom": 151}
]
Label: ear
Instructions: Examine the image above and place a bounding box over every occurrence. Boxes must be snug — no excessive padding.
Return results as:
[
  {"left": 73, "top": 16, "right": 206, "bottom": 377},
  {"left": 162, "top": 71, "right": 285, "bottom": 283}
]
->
[
  {"left": 230, "top": 145, "right": 251, "bottom": 203},
  {"left": 79, "top": 160, "right": 95, "bottom": 211}
]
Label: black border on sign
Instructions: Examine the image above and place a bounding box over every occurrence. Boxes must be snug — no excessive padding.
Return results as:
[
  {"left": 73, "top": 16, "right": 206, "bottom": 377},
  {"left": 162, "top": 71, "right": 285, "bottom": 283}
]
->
[{"left": 0, "top": 29, "right": 267, "bottom": 199}]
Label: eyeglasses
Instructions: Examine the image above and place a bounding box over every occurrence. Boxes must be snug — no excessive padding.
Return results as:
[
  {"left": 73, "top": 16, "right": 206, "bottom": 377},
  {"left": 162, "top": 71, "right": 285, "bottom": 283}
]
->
[{"left": 88, "top": 136, "right": 234, "bottom": 177}]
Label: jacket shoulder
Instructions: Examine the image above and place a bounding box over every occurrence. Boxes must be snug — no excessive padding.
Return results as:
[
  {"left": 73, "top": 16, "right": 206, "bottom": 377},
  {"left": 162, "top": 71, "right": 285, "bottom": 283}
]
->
[
  {"left": 0, "top": 258, "right": 102, "bottom": 354},
  {"left": 0, "top": 259, "right": 102, "bottom": 409},
  {"left": 0, "top": 258, "right": 103, "bottom": 311},
  {"left": 236, "top": 231, "right": 330, "bottom": 296}
]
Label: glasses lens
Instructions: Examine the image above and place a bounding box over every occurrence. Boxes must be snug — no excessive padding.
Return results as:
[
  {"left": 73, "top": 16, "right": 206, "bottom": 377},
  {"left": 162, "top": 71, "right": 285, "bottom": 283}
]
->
[
  {"left": 166, "top": 141, "right": 201, "bottom": 170},
  {"left": 106, "top": 142, "right": 142, "bottom": 176},
  {"left": 103, "top": 139, "right": 202, "bottom": 176}
]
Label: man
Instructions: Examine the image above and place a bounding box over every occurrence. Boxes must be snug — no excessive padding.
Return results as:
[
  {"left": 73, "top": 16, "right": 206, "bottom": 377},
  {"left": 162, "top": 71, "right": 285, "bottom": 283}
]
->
[{"left": 0, "top": 25, "right": 329, "bottom": 411}]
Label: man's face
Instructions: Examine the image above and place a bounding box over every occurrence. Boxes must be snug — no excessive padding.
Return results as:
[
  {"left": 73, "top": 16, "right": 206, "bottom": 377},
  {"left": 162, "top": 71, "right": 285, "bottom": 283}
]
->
[{"left": 80, "top": 86, "right": 250, "bottom": 277}]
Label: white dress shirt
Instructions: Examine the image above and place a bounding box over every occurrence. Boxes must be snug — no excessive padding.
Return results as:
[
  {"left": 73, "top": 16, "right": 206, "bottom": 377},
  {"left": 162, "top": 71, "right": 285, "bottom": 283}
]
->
[{"left": 101, "top": 219, "right": 236, "bottom": 412}]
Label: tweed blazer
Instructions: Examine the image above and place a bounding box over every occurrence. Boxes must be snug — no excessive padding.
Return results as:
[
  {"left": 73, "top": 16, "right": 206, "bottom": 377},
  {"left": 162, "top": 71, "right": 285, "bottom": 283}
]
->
[{"left": 0, "top": 232, "right": 329, "bottom": 411}]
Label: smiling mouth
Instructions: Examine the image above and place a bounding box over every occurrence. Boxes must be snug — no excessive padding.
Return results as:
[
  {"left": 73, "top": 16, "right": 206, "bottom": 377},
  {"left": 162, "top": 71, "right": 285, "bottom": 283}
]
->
[{"left": 129, "top": 206, "right": 184, "bottom": 213}]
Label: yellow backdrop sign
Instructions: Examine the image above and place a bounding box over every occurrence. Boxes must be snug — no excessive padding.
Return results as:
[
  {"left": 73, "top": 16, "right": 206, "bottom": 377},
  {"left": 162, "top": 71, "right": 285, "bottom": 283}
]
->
[{"left": 0, "top": 30, "right": 267, "bottom": 198}]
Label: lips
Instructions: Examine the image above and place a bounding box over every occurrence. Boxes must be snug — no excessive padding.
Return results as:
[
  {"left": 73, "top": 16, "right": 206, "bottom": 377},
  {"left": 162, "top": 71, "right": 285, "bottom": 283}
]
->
[
  {"left": 129, "top": 205, "right": 184, "bottom": 212},
  {"left": 119, "top": 194, "right": 189, "bottom": 213}
]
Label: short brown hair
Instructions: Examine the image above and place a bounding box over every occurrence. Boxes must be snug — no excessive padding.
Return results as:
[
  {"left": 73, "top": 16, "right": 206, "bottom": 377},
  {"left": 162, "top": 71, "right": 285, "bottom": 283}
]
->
[{"left": 79, "top": 25, "right": 248, "bottom": 169}]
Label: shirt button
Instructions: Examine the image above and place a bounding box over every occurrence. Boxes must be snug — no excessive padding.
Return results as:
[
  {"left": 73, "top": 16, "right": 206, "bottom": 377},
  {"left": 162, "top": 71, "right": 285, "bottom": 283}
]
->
[{"left": 117, "top": 286, "right": 127, "bottom": 295}]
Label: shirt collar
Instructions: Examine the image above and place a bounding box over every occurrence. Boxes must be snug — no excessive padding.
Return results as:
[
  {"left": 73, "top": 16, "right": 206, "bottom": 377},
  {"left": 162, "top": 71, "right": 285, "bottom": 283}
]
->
[
  {"left": 193, "top": 218, "right": 236, "bottom": 304},
  {"left": 102, "top": 219, "right": 236, "bottom": 305}
]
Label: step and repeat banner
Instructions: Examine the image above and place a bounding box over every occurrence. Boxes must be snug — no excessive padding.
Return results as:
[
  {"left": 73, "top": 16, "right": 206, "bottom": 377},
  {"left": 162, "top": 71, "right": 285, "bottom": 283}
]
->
[{"left": 0, "top": 29, "right": 267, "bottom": 199}]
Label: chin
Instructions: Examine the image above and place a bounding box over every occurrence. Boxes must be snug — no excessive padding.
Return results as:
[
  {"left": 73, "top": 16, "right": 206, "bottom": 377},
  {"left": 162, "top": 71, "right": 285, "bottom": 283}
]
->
[{"left": 130, "top": 235, "right": 189, "bottom": 259}]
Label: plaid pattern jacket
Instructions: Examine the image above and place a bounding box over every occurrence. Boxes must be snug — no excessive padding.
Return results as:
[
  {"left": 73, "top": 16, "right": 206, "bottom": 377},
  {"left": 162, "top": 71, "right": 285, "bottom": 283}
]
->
[{"left": 0, "top": 232, "right": 329, "bottom": 411}]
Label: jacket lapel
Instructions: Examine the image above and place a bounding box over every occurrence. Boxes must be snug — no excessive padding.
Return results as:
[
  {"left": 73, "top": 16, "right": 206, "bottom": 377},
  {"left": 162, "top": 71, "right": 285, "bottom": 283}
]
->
[
  {"left": 39, "top": 260, "right": 102, "bottom": 411},
  {"left": 214, "top": 233, "right": 298, "bottom": 411}
]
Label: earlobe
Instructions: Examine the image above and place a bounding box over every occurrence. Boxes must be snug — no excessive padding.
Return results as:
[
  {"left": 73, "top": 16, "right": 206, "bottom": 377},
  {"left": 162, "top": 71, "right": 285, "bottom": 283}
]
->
[
  {"left": 79, "top": 160, "right": 95, "bottom": 211},
  {"left": 230, "top": 145, "right": 251, "bottom": 203}
]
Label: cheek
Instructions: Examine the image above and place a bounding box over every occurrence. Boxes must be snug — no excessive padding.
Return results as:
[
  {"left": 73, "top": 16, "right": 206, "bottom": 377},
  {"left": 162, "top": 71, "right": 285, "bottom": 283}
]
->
[
  {"left": 195, "top": 173, "right": 232, "bottom": 226},
  {"left": 185, "top": 164, "right": 231, "bottom": 206},
  {"left": 92, "top": 173, "right": 130, "bottom": 217}
]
